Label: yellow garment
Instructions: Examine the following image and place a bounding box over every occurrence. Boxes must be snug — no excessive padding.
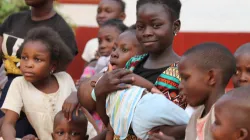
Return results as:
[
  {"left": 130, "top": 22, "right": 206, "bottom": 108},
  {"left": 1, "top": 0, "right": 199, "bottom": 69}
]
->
[{"left": 3, "top": 55, "right": 21, "bottom": 75}]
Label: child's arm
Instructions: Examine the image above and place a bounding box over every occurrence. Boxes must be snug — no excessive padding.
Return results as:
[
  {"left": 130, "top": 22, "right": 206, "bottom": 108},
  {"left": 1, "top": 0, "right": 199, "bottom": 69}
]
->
[
  {"left": 105, "top": 123, "right": 114, "bottom": 140},
  {"left": 78, "top": 73, "right": 104, "bottom": 112},
  {"left": 1, "top": 110, "right": 19, "bottom": 139},
  {"left": 62, "top": 91, "right": 79, "bottom": 121}
]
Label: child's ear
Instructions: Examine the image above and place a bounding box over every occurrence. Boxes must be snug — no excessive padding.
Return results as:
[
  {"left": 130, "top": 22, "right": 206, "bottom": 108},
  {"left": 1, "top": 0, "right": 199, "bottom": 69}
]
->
[
  {"left": 206, "top": 69, "right": 216, "bottom": 86},
  {"left": 119, "top": 12, "right": 126, "bottom": 21},
  {"left": 237, "top": 128, "right": 248, "bottom": 140},
  {"left": 173, "top": 19, "right": 181, "bottom": 35},
  {"left": 50, "top": 61, "right": 58, "bottom": 73}
]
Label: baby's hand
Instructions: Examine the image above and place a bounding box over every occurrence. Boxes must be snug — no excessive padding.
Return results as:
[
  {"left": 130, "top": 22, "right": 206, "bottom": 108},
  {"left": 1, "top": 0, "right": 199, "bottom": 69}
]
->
[
  {"left": 151, "top": 87, "right": 163, "bottom": 95},
  {"left": 148, "top": 132, "right": 175, "bottom": 140},
  {"left": 22, "top": 134, "right": 38, "bottom": 140},
  {"left": 62, "top": 91, "right": 80, "bottom": 121}
]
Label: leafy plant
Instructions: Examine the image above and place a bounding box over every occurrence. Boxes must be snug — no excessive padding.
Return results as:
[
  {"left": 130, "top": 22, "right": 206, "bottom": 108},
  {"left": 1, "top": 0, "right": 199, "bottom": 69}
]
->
[
  {"left": 0, "top": 0, "right": 29, "bottom": 24},
  {"left": 0, "top": 1, "right": 76, "bottom": 31}
]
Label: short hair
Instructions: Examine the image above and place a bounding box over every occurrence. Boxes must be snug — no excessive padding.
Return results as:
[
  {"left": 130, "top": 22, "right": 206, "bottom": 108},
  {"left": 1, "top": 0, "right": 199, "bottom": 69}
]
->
[
  {"left": 19, "top": 26, "right": 74, "bottom": 72},
  {"left": 136, "top": 0, "right": 182, "bottom": 21},
  {"left": 217, "top": 86, "right": 250, "bottom": 129},
  {"left": 101, "top": 19, "right": 128, "bottom": 33},
  {"left": 183, "top": 42, "right": 236, "bottom": 87},
  {"left": 113, "top": 0, "right": 126, "bottom": 13},
  {"left": 54, "top": 109, "right": 88, "bottom": 134},
  {"left": 235, "top": 42, "right": 250, "bottom": 55}
]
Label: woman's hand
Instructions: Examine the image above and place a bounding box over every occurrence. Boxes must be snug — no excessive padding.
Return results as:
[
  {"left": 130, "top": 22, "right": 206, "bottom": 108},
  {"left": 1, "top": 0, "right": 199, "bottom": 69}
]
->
[
  {"left": 22, "top": 134, "right": 39, "bottom": 140},
  {"left": 62, "top": 91, "right": 80, "bottom": 121},
  {"left": 148, "top": 132, "right": 175, "bottom": 140},
  {"left": 149, "top": 125, "right": 186, "bottom": 140},
  {"left": 95, "top": 69, "right": 134, "bottom": 97}
]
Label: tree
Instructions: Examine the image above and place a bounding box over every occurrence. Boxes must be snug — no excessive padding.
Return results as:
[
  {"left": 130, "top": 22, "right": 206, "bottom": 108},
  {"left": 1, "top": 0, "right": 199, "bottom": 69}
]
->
[{"left": 0, "top": 0, "right": 29, "bottom": 24}]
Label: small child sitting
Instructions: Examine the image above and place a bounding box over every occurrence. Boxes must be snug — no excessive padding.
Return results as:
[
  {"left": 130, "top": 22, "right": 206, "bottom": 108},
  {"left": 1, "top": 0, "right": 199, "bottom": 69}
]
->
[
  {"left": 232, "top": 43, "right": 250, "bottom": 88},
  {"left": 211, "top": 86, "right": 250, "bottom": 140},
  {"left": 52, "top": 109, "right": 89, "bottom": 140},
  {"left": 1, "top": 27, "right": 77, "bottom": 140}
]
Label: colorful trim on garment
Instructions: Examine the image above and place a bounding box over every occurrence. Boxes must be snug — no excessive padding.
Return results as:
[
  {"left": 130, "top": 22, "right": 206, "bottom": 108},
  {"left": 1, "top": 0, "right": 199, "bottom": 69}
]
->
[
  {"left": 125, "top": 54, "right": 186, "bottom": 109},
  {"left": 125, "top": 54, "right": 148, "bottom": 72}
]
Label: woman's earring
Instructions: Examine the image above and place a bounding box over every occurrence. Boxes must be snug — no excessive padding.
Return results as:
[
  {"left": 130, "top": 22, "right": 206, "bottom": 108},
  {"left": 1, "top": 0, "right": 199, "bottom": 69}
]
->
[{"left": 174, "top": 32, "right": 177, "bottom": 36}]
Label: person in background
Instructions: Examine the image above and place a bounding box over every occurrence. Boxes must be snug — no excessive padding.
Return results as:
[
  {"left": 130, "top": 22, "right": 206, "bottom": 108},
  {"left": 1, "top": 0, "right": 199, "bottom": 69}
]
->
[
  {"left": 211, "top": 86, "right": 250, "bottom": 140},
  {"left": 81, "top": 0, "right": 126, "bottom": 65},
  {"left": 232, "top": 43, "right": 250, "bottom": 88},
  {"left": 80, "top": 19, "right": 128, "bottom": 80}
]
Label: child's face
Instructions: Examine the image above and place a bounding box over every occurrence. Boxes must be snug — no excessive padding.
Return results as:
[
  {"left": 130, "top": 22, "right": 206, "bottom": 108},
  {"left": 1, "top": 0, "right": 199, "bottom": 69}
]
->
[
  {"left": 96, "top": 0, "right": 124, "bottom": 25},
  {"left": 136, "top": 3, "right": 179, "bottom": 54},
  {"left": 110, "top": 31, "right": 141, "bottom": 70},
  {"left": 98, "top": 26, "right": 121, "bottom": 57},
  {"left": 20, "top": 41, "right": 54, "bottom": 83},
  {"left": 211, "top": 101, "right": 240, "bottom": 140},
  {"left": 178, "top": 56, "right": 210, "bottom": 107},
  {"left": 232, "top": 53, "right": 250, "bottom": 88},
  {"left": 52, "top": 117, "right": 88, "bottom": 140}
]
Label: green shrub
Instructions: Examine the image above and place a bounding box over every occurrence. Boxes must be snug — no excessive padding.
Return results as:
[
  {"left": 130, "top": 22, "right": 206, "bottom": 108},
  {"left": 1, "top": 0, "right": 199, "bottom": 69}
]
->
[{"left": 0, "top": 0, "right": 29, "bottom": 24}]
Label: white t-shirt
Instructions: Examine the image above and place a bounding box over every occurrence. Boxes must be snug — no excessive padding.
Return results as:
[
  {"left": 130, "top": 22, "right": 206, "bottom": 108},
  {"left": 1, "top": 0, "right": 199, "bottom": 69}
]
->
[
  {"left": 81, "top": 38, "right": 98, "bottom": 62},
  {"left": 2, "top": 72, "right": 76, "bottom": 140}
]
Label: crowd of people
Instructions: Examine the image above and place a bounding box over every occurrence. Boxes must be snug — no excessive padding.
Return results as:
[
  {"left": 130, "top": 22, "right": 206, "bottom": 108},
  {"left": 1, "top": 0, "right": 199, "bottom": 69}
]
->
[{"left": 0, "top": 0, "right": 250, "bottom": 140}]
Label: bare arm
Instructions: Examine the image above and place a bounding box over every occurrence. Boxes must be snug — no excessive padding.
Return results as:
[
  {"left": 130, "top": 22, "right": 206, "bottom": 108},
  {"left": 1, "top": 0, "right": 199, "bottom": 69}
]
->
[
  {"left": 1, "top": 110, "right": 19, "bottom": 140},
  {"left": 78, "top": 73, "right": 103, "bottom": 112},
  {"left": 0, "top": 36, "right": 3, "bottom": 61},
  {"left": 105, "top": 123, "right": 114, "bottom": 140},
  {"left": 95, "top": 93, "right": 109, "bottom": 126}
]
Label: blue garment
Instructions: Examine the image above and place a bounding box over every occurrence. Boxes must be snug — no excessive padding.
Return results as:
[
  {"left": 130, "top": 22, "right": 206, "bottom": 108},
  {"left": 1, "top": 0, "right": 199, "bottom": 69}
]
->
[{"left": 132, "top": 93, "right": 190, "bottom": 139}]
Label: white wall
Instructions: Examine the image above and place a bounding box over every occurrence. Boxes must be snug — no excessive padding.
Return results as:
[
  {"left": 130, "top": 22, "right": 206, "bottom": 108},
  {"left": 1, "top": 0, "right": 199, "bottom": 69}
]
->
[{"left": 57, "top": 0, "right": 250, "bottom": 32}]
